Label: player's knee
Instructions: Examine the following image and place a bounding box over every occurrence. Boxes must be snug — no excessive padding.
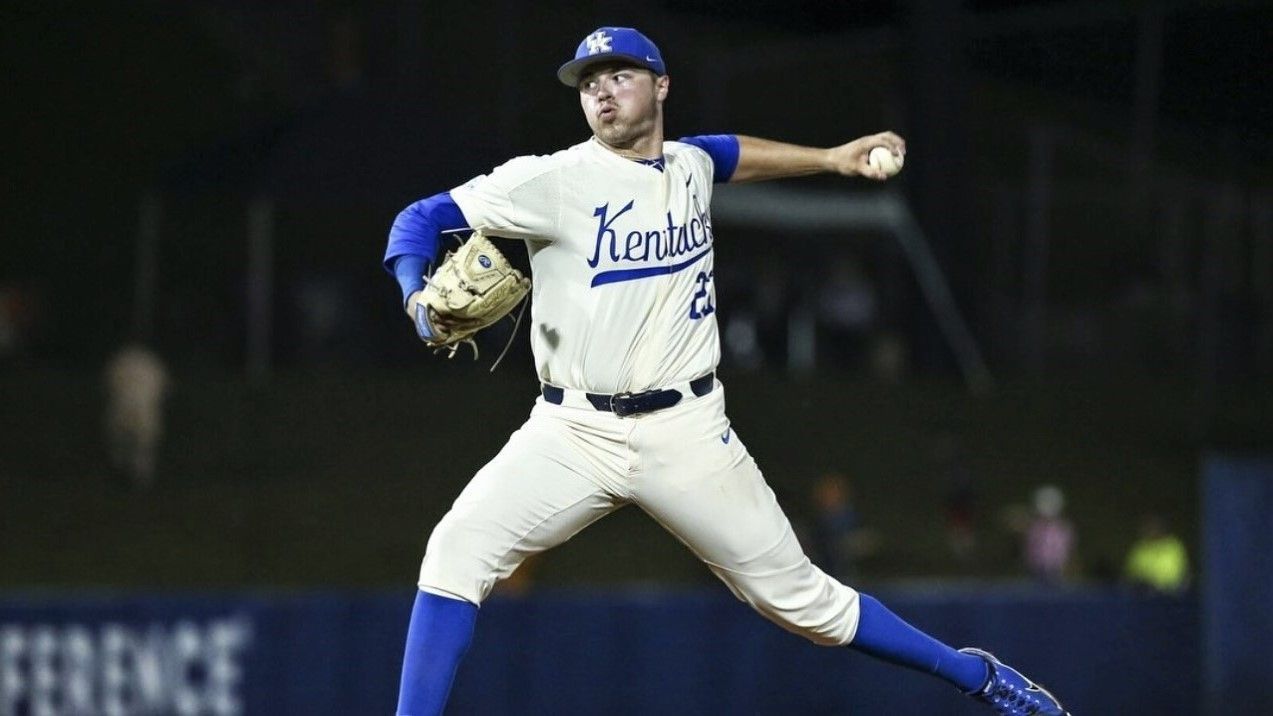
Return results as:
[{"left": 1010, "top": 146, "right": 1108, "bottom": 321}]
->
[
  {"left": 416, "top": 516, "right": 499, "bottom": 605},
  {"left": 724, "top": 569, "right": 861, "bottom": 647},
  {"left": 422, "top": 512, "right": 486, "bottom": 601}
]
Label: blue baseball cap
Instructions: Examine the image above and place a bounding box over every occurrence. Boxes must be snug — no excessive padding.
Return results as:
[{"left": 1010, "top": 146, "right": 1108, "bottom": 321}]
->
[{"left": 557, "top": 27, "right": 666, "bottom": 87}]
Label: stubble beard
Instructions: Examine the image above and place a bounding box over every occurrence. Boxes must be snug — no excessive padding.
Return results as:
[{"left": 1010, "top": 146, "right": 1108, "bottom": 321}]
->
[
  {"left": 592, "top": 98, "right": 659, "bottom": 152},
  {"left": 597, "top": 121, "right": 641, "bottom": 149}
]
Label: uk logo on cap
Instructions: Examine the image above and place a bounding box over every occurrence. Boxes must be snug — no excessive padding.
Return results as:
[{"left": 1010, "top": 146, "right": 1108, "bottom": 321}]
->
[
  {"left": 557, "top": 27, "right": 666, "bottom": 87},
  {"left": 584, "top": 31, "right": 613, "bottom": 55}
]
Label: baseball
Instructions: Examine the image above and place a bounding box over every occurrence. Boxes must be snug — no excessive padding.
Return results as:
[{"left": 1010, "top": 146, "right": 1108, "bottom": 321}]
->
[{"left": 868, "top": 146, "right": 904, "bottom": 176}]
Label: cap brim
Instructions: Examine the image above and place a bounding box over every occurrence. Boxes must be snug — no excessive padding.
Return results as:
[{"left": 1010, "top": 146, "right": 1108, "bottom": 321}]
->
[{"left": 557, "top": 54, "right": 662, "bottom": 87}]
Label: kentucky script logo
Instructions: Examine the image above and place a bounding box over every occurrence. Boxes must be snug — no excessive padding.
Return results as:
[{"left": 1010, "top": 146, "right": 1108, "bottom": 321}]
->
[{"left": 586, "top": 198, "right": 714, "bottom": 287}]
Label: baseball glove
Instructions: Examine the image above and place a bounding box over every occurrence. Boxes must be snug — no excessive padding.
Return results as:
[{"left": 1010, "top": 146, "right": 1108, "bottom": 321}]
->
[{"left": 411, "top": 231, "right": 531, "bottom": 359}]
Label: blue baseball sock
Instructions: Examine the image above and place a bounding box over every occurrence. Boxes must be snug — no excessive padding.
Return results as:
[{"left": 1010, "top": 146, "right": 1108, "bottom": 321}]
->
[
  {"left": 849, "top": 593, "right": 988, "bottom": 692},
  {"left": 397, "top": 590, "right": 479, "bottom": 716}
]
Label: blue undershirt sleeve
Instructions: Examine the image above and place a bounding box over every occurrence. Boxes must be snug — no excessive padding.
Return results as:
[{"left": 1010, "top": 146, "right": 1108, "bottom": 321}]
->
[
  {"left": 393, "top": 255, "right": 431, "bottom": 307},
  {"left": 383, "top": 191, "right": 470, "bottom": 306},
  {"left": 677, "top": 134, "right": 740, "bottom": 184}
]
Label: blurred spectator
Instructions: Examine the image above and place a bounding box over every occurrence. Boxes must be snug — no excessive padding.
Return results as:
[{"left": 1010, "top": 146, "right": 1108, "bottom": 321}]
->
[
  {"left": 0, "top": 283, "right": 42, "bottom": 358},
  {"left": 723, "top": 309, "right": 764, "bottom": 371},
  {"left": 716, "top": 256, "right": 789, "bottom": 371},
  {"left": 1124, "top": 513, "right": 1189, "bottom": 593},
  {"left": 1021, "top": 485, "right": 1076, "bottom": 584},
  {"left": 327, "top": 9, "right": 364, "bottom": 92},
  {"left": 867, "top": 331, "right": 909, "bottom": 383},
  {"left": 815, "top": 256, "right": 877, "bottom": 369},
  {"left": 0, "top": 287, "right": 18, "bottom": 355},
  {"left": 933, "top": 433, "right": 979, "bottom": 565},
  {"left": 808, "top": 472, "right": 878, "bottom": 583},
  {"left": 291, "top": 275, "right": 356, "bottom": 364},
  {"left": 753, "top": 259, "right": 792, "bottom": 367},
  {"left": 103, "top": 343, "right": 170, "bottom": 489}
]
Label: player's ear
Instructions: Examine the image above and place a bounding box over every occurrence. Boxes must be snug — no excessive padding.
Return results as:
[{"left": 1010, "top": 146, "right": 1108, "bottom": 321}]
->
[{"left": 655, "top": 74, "right": 669, "bottom": 101}]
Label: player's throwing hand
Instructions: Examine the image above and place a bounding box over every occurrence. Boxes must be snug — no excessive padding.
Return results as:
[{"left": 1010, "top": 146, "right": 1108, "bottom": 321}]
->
[{"left": 827, "top": 131, "right": 906, "bottom": 180}]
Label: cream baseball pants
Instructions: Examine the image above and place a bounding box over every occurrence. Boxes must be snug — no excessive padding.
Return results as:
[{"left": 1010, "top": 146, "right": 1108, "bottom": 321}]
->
[{"left": 417, "top": 381, "right": 861, "bottom": 646}]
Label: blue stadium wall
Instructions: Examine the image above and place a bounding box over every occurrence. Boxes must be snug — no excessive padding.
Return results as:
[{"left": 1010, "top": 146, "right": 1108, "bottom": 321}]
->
[
  {"left": 1202, "top": 455, "right": 1273, "bottom": 716},
  {"left": 0, "top": 587, "right": 1196, "bottom": 715}
]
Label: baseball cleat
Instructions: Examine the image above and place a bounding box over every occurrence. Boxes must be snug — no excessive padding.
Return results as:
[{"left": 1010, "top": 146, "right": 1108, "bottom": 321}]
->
[{"left": 959, "top": 648, "right": 1070, "bottom": 716}]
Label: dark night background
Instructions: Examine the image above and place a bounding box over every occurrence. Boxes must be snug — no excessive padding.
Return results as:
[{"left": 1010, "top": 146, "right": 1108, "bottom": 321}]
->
[{"left": 2, "top": 0, "right": 1270, "bottom": 590}]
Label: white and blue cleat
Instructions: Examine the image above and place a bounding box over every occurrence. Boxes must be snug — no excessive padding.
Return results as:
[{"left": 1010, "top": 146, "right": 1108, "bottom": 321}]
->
[{"left": 959, "top": 648, "right": 1071, "bottom": 716}]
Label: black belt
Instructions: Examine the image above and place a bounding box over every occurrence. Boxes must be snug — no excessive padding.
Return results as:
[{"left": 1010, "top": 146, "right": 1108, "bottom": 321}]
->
[{"left": 541, "top": 373, "right": 715, "bottom": 417}]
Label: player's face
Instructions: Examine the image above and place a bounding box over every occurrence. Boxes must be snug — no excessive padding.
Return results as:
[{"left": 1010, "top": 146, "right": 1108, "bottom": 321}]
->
[{"left": 578, "top": 63, "right": 669, "bottom": 150}]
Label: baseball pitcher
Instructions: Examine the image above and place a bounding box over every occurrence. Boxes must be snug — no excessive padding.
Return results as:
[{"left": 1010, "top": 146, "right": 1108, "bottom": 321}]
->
[{"left": 383, "top": 27, "right": 1069, "bottom": 716}]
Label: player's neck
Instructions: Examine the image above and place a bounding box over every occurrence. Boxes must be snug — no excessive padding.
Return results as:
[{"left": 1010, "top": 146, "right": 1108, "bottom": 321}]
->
[{"left": 594, "top": 131, "right": 664, "bottom": 160}]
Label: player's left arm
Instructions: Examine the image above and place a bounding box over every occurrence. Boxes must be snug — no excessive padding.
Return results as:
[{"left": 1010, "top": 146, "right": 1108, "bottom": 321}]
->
[{"left": 384, "top": 191, "right": 471, "bottom": 311}]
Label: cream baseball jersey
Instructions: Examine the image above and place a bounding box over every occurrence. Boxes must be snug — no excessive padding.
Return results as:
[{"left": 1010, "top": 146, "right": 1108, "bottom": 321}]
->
[{"left": 449, "top": 137, "right": 720, "bottom": 394}]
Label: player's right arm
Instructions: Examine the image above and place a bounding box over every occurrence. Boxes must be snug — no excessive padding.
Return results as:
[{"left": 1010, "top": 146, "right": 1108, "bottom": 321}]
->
[{"left": 730, "top": 132, "right": 906, "bottom": 183}]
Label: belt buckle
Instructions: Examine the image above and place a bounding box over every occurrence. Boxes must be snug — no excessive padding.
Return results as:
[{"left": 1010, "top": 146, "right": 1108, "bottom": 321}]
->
[{"left": 610, "top": 391, "right": 636, "bottom": 417}]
